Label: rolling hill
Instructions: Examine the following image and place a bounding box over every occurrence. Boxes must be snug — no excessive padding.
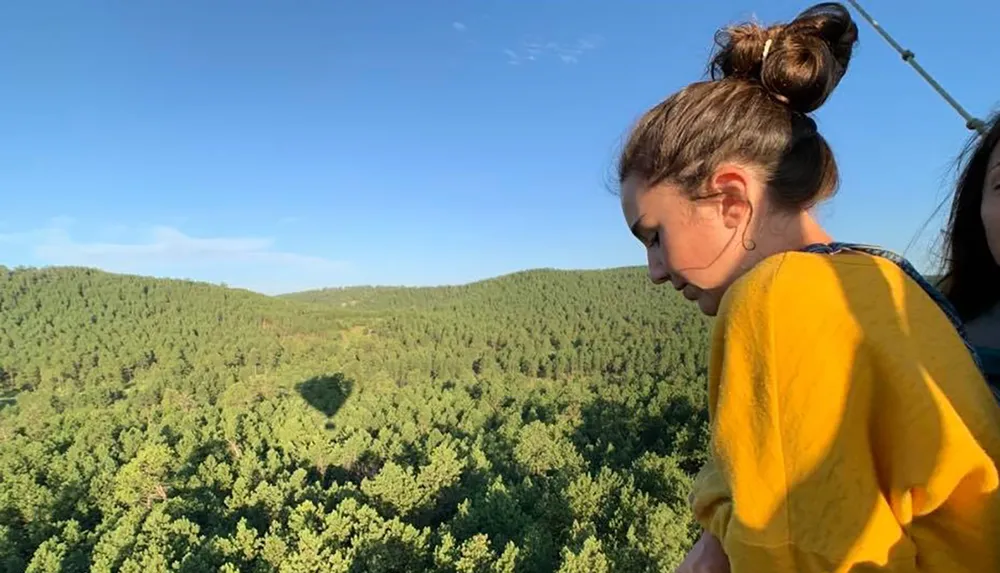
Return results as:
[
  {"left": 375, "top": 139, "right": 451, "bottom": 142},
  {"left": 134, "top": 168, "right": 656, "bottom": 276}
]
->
[{"left": 0, "top": 265, "right": 711, "bottom": 572}]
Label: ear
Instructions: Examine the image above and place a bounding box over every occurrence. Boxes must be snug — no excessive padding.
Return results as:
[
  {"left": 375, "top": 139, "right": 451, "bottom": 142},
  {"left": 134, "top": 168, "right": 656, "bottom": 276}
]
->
[{"left": 708, "top": 163, "right": 752, "bottom": 229}]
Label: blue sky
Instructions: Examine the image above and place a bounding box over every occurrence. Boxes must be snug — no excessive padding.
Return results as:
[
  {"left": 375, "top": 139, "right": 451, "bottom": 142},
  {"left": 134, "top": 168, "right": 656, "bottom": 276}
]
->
[{"left": 1, "top": 0, "right": 998, "bottom": 294}]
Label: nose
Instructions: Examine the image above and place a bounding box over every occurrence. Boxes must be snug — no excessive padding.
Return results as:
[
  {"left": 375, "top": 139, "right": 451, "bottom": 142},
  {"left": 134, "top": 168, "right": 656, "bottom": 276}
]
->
[{"left": 646, "top": 248, "right": 669, "bottom": 285}]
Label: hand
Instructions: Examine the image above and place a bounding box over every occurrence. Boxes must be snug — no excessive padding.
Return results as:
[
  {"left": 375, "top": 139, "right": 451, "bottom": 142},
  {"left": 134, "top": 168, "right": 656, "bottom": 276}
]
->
[{"left": 676, "top": 531, "right": 731, "bottom": 573}]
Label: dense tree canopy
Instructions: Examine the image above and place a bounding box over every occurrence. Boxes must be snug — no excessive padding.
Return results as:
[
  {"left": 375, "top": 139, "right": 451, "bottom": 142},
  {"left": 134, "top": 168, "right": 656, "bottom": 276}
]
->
[{"left": 0, "top": 265, "right": 712, "bottom": 572}]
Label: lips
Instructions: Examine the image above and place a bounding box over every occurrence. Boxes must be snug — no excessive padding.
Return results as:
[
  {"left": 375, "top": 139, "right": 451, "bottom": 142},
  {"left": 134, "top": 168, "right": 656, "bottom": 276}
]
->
[{"left": 666, "top": 275, "right": 698, "bottom": 301}]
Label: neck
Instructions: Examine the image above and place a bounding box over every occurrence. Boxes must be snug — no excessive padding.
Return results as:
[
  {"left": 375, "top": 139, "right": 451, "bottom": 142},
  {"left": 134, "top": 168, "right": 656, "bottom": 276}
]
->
[
  {"left": 967, "top": 301, "right": 1000, "bottom": 350},
  {"left": 797, "top": 212, "right": 833, "bottom": 246},
  {"left": 750, "top": 211, "right": 832, "bottom": 263}
]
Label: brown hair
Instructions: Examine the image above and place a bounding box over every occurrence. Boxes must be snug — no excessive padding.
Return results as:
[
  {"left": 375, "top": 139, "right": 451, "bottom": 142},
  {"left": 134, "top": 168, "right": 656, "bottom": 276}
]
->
[
  {"left": 940, "top": 112, "right": 1000, "bottom": 321},
  {"left": 618, "top": 2, "right": 859, "bottom": 211}
]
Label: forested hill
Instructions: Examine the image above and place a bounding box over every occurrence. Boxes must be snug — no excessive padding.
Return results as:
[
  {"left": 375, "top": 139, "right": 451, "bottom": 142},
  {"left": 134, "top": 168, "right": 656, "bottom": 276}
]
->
[{"left": 0, "top": 265, "right": 712, "bottom": 572}]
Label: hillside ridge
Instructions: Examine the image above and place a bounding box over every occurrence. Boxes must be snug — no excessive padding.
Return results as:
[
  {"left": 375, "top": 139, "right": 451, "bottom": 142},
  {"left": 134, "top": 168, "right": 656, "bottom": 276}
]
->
[
  {"left": 284, "top": 265, "right": 646, "bottom": 295},
  {"left": 1, "top": 263, "right": 649, "bottom": 299}
]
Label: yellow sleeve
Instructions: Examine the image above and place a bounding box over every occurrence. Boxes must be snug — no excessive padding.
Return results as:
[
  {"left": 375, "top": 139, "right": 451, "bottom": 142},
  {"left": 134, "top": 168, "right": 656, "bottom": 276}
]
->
[{"left": 690, "top": 252, "right": 1000, "bottom": 572}]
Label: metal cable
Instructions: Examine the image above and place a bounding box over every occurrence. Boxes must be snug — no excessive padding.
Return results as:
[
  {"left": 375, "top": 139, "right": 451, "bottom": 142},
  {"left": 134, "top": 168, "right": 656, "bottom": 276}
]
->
[{"left": 845, "top": 0, "right": 987, "bottom": 136}]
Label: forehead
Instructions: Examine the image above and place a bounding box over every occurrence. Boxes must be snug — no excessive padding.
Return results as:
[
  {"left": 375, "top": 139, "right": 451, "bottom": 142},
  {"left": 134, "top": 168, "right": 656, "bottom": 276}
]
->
[
  {"left": 620, "top": 176, "right": 686, "bottom": 223},
  {"left": 619, "top": 175, "right": 647, "bottom": 221},
  {"left": 990, "top": 140, "right": 1000, "bottom": 170}
]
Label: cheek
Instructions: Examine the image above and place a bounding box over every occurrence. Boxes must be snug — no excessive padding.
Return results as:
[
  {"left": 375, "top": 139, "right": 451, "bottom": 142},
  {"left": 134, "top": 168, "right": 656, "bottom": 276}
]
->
[
  {"left": 660, "top": 219, "right": 734, "bottom": 279},
  {"left": 982, "top": 194, "right": 1000, "bottom": 265}
]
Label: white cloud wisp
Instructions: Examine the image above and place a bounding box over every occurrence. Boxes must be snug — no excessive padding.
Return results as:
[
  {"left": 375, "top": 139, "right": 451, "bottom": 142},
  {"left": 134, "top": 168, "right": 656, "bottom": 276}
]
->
[
  {"left": 0, "top": 221, "right": 351, "bottom": 295},
  {"left": 504, "top": 35, "right": 602, "bottom": 65}
]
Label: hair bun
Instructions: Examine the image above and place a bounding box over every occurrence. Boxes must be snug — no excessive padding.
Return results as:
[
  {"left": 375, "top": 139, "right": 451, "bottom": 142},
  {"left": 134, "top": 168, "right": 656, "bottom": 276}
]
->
[{"left": 710, "top": 2, "right": 859, "bottom": 113}]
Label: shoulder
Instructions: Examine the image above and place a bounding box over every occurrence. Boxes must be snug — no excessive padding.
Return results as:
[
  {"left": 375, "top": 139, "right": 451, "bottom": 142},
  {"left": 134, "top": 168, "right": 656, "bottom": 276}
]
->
[
  {"left": 718, "top": 249, "right": 943, "bottom": 326},
  {"left": 712, "top": 248, "right": 971, "bottom": 372},
  {"left": 714, "top": 248, "right": 981, "bottom": 386},
  {"left": 710, "top": 252, "right": 861, "bottom": 386},
  {"left": 716, "top": 250, "right": 853, "bottom": 325}
]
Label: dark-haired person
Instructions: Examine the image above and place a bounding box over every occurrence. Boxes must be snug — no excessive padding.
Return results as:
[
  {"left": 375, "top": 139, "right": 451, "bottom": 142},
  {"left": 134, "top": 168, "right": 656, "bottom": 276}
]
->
[
  {"left": 616, "top": 3, "right": 1000, "bottom": 572},
  {"left": 941, "top": 112, "right": 1000, "bottom": 394}
]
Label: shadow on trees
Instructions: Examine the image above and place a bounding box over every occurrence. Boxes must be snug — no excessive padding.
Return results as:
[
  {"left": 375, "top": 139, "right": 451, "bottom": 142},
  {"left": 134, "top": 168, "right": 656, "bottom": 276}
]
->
[
  {"left": 296, "top": 373, "right": 354, "bottom": 417},
  {"left": 0, "top": 388, "right": 18, "bottom": 412}
]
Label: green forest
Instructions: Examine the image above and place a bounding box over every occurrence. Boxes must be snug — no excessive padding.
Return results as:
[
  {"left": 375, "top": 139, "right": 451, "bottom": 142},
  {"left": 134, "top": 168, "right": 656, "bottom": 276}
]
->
[{"left": 0, "top": 265, "right": 713, "bottom": 572}]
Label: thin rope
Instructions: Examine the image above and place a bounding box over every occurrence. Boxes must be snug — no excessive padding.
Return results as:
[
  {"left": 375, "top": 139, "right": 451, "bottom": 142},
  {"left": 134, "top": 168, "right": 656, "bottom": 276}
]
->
[{"left": 845, "top": 0, "right": 987, "bottom": 136}]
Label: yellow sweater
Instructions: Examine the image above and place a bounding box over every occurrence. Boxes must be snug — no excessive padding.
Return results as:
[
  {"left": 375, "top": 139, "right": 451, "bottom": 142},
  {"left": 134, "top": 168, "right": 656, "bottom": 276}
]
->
[{"left": 691, "top": 250, "right": 1000, "bottom": 572}]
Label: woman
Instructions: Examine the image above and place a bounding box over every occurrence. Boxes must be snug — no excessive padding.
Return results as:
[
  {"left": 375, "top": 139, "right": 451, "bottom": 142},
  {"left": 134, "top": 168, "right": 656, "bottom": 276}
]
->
[
  {"left": 941, "top": 112, "right": 1000, "bottom": 394},
  {"left": 616, "top": 3, "right": 1000, "bottom": 572}
]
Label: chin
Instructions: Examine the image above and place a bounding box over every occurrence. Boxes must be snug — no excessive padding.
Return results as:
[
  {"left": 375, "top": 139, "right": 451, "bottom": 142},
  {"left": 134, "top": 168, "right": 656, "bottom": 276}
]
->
[{"left": 697, "top": 296, "right": 719, "bottom": 317}]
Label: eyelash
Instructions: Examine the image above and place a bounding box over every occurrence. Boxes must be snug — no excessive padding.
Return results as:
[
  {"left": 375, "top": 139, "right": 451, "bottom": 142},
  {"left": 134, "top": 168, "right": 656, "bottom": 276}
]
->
[{"left": 648, "top": 232, "right": 660, "bottom": 247}]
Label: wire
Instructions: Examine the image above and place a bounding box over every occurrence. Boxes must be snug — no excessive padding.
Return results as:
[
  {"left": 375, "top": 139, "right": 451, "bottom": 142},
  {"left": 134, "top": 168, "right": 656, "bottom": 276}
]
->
[{"left": 844, "top": 0, "right": 987, "bottom": 136}]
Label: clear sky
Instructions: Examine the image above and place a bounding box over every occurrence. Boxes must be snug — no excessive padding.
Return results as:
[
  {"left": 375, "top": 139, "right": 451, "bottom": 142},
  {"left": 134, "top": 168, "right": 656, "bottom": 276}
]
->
[{"left": 1, "top": 1, "right": 998, "bottom": 294}]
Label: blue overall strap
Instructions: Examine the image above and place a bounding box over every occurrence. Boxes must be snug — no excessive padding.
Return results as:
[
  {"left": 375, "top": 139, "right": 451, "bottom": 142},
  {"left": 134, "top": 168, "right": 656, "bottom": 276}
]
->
[{"left": 800, "top": 242, "right": 1000, "bottom": 404}]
